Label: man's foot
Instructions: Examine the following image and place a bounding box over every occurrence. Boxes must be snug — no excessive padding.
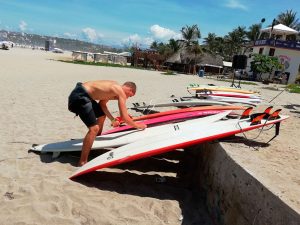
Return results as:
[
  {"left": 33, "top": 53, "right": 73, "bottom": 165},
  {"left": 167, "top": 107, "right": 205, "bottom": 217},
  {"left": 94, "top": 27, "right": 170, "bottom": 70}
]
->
[{"left": 78, "top": 161, "right": 87, "bottom": 167}]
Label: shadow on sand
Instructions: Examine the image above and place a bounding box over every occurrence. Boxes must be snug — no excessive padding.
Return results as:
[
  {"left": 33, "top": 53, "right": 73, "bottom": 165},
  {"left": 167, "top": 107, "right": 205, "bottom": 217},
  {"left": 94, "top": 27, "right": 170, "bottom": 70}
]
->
[
  {"left": 283, "top": 104, "right": 300, "bottom": 117},
  {"left": 219, "top": 135, "right": 271, "bottom": 149},
  {"left": 29, "top": 148, "right": 214, "bottom": 225}
]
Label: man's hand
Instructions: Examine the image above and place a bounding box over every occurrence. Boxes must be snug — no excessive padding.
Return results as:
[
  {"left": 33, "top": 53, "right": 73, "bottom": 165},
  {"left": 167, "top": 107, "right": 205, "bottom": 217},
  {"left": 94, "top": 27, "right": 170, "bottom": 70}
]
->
[
  {"left": 111, "top": 119, "right": 120, "bottom": 127},
  {"left": 135, "top": 123, "right": 147, "bottom": 130}
]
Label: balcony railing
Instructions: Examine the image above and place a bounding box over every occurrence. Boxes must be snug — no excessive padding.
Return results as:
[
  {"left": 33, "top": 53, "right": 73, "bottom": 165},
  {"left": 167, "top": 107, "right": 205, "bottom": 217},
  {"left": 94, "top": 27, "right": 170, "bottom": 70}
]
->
[{"left": 254, "top": 39, "right": 300, "bottom": 51}]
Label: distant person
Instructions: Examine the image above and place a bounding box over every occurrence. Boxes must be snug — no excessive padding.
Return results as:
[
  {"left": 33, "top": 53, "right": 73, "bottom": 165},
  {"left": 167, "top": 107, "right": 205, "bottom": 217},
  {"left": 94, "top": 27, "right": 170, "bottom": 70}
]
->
[{"left": 68, "top": 80, "right": 147, "bottom": 166}]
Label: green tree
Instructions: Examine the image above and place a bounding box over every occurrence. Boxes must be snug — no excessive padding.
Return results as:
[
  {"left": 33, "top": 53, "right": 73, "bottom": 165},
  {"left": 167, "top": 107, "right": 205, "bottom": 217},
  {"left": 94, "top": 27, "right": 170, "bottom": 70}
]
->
[
  {"left": 180, "top": 24, "right": 201, "bottom": 47},
  {"left": 203, "top": 32, "right": 217, "bottom": 52},
  {"left": 250, "top": 54, "right": 283, "bottom": 81},
  {"left": 150, "top": 41, "right": 159, "bottom": 50},
  {"left": 247, "top": 23, "right": 262, "bottom": 43},
  {"left": 276, "top": 9, "right": 300, "bottom": 31},
  {"left": 224, "top": 26, "right": 248, "bottom": 60},
  {"left": 180, "top": 25, "right": 202, "bottom": 74},
  {"left": 168, "top": 38, "right": 181, "bottom": 53}
]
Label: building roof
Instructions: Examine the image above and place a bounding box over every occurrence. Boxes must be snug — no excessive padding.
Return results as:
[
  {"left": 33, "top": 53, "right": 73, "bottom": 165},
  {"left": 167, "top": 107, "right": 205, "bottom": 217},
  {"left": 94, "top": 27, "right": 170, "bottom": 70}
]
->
[
  {"left": 166, "top": 48, "right": 223, "bottom": 67},
  {"left": 260, "top": 24, "right": 299, "bottom": 35}
]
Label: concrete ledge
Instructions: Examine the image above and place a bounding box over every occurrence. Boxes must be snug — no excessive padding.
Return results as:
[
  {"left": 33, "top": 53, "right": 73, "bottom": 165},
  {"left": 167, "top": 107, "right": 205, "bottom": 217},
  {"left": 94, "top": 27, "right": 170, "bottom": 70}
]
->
[{"left": 182, "top": 143, "right": 300, "bottom": 225}]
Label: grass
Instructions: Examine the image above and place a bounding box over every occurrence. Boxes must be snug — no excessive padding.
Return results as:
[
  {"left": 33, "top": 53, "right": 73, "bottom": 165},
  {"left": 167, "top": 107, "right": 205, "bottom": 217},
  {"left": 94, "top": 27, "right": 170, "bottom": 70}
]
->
[
  {"left": 58, "top": 59, "right": 179, "bottom": 75},
  {"left": 162, "top": 70, "right": 176, "bottom": 75},
  {"left": 58, "top": 60, "right": 142, "bottom": 69},
  {"left": 212, "top": 78, "right": 258, "bottom": 85},
  {"left": 286, "top": 84, "right": 300, "bottom": 93}
]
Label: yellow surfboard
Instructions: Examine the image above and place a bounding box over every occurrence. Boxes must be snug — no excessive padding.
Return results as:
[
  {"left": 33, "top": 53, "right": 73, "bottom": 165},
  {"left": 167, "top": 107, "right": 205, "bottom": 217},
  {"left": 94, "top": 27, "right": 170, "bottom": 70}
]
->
[{"left": 188, "top": 85, "right": 256, "bottom": 94}]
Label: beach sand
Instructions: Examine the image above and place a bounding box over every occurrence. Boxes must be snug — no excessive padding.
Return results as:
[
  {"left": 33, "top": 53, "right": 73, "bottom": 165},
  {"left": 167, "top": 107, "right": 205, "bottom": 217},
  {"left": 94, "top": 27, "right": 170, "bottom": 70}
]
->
[{"left": 0, "top": 48, "right": 299, "bottom": 224}]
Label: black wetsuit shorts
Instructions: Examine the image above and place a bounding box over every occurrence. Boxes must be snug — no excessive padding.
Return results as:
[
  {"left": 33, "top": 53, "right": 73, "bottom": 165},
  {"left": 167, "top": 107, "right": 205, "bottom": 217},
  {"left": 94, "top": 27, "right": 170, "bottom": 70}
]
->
[{"left": 68, "top": 82, "right": 105, "bottom": 127}]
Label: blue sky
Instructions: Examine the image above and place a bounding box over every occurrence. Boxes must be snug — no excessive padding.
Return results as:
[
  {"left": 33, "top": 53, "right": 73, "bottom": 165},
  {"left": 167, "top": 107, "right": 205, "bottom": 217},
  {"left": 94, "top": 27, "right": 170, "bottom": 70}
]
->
[{"left": 0, "top": 0, "right": 299, "bottom": 47}]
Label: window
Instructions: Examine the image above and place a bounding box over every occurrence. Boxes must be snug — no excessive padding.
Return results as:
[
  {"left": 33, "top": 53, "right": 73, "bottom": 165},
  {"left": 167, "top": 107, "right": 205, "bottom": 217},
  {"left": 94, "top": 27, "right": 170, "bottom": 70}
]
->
[
  {"left": 259, "top": 48, "right": 264, "bottom": 54},
  {"left": 269, "top": 48, "right": 275, "bottom": 56}
]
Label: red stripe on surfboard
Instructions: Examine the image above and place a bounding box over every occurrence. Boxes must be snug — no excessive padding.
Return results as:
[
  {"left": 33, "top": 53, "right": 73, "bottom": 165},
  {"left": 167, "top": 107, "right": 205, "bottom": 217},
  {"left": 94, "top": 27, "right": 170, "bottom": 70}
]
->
[
  {"left": 102, "top": 110, "right": 224, "bottom": 135},
  {"left": 70, "top": 117, "right": 287, "bottom": 179},
  {"left": 130, "top": 105, "right": 246, "bottom": 122}
]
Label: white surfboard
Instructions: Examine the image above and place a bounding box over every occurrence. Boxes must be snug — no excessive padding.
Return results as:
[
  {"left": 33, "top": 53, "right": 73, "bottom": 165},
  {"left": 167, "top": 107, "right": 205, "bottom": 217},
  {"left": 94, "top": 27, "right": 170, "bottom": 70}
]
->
[
  {"left": 70, "top": 110, "right": 288, "bottom": 178},
  {"left": 195, "top": 90, "right": 261, "bottom": 99},
  {"left": 132, "top": 99, "right": 231, "bottom": 109},
  {"left": 31, "top": 111, "right": 231, "bottom": 157},
  {"left": 199, "top": 95, "right": 261, "bottom": 106}
]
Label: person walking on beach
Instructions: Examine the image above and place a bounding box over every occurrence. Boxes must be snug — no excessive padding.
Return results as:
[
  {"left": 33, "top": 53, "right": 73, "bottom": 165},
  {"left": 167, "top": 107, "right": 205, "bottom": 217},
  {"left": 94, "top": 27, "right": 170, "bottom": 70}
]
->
[{"left": 68, "top": 80, "right": 147, "bottom": 166}]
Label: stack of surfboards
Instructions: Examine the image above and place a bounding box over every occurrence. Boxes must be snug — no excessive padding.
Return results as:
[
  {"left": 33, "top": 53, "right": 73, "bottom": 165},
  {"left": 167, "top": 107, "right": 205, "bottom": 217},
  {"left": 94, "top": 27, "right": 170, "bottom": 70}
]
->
[
  {"left": 131, "top": 98, "right": 231, "bottom": 109},
  {"left": 31, "top": 105, "right": 246, "bottom": 158},
  {"left": 30, "top": 105, "right": 288, "bottom": 179},
  {"left": 69, "top": 106, "right": 287, "bottom": 178},
  {"left": 187, "top": 84, "right": 261, "bottom": 106}
]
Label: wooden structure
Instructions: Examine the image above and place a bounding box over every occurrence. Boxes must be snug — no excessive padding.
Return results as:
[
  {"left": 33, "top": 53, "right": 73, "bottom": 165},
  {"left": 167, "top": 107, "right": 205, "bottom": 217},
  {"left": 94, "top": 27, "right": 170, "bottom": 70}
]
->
[
  {"left": 131, "top": 49, "right": 166, "bottom": 70},
  {"left": 166, "top": 48, "right": 223, "bottom": 75}
]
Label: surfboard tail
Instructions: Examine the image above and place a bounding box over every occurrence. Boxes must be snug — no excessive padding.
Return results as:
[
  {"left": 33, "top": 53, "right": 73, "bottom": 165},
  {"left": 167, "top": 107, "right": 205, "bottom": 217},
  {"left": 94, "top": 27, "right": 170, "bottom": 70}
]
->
[{"left": 250, "top": 108, "right": 283, "bottom": 125}]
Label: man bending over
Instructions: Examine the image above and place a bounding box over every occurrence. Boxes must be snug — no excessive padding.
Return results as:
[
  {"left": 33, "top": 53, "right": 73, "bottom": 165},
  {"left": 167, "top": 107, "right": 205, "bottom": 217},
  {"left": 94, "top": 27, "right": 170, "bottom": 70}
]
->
[{"left": 68, "top": 80, "right": 147, "bottom": 166}]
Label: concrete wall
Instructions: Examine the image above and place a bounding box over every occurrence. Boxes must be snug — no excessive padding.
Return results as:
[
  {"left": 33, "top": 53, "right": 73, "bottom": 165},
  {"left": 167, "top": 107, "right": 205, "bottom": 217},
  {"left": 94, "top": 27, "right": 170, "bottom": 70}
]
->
[{"left": 181, "top": 143, "right": 300, "bottom": 225}]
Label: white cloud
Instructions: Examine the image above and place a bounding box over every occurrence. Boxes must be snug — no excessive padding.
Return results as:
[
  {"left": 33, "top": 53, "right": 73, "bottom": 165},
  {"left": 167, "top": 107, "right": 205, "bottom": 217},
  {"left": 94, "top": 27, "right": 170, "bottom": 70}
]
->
[
  {"left": 225, "top": 0, "right": 247, "bottom": 10},
  {"left": 122, "top": 34, "right": 155, "bottom": 48},
  {"left": 122, "top": 34, "right": 142, "bottom": 45},
  {"left": 144, "top": 37, "right": 154, "bottom": 46},
  {"left": 122, "top": 25, "right": 181, "bottom": 48},
  {"left": 19, "top": 20, "right": 27, "bottom": 32},
  {"left": 150, "top": 24, "right": 180, "bottom": 40},
  {"left": 64, "top": 32, "right": 77, "bottom": 39},
  {"left": 81, "top": 27, "right": 103, "bottom": 43}
]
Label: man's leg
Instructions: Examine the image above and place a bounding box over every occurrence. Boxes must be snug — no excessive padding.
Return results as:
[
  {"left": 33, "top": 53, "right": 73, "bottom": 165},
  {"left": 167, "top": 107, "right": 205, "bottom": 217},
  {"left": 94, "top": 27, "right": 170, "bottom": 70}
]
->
[
  {"left": 96, "top": 115, "right": 106, "bottom": 136},
  {"left": 78, "top": 124, "right": 99, "bottom": 166}
]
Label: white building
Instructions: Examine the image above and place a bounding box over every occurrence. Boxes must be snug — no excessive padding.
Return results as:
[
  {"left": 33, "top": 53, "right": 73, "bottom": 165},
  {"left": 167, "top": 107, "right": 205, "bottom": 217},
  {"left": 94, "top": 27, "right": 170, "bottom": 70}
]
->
[{"left": 250, "top": 24, "right": 300, "bottom": 84}]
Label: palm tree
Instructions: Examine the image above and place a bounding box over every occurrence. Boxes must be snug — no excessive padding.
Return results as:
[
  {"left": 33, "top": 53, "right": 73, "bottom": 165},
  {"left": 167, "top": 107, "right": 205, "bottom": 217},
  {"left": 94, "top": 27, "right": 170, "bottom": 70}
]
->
[
  {"left": 180, "top": 25, "right": 202, "bottom": 74},
  {"left": 180, "top": 24, "right": 201, "bottom": 47},
  {"left": 276, "top": 9, "right": 300, "bottom": 30},
  {"left": 203, "top": 32, "right": 217, "bottom": 51},
  {"left": 150, "top": 41, "right": 159, "bottom": 50},
  {"left": 224, "top": 26, "right": 246, "bottom": 59},
  {"left": 247, "top": 23, "right": 262, "bottom": 43},
  {"left": 168, "top": 38, "right": 181, "bottom": 53}
]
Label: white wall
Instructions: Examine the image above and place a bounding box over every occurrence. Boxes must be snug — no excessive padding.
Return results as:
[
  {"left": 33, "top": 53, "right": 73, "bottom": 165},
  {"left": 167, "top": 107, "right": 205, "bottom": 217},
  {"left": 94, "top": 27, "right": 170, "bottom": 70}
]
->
[{"left": 250, "top": 46, "right": 300, "bottom": 83}]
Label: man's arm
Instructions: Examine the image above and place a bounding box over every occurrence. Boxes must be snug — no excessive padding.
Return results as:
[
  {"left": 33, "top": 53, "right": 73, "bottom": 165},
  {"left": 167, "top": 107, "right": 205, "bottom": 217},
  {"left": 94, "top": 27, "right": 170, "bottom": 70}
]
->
[
  {"left": 99, "top": 100, "right": 115, "bottom": 122},
  {"left": 118, "top": 95, "right": 146, "bottom": 129},
  {"left": 113, "top": 85, "right": 146, "bottom": 129}
]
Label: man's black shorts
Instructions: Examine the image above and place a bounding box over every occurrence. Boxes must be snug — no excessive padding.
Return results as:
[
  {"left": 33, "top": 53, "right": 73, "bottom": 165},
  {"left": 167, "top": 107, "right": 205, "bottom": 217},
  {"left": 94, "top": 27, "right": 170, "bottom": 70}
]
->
[{"left": 68, "top": 82, "right": 105, "bottom": 127}]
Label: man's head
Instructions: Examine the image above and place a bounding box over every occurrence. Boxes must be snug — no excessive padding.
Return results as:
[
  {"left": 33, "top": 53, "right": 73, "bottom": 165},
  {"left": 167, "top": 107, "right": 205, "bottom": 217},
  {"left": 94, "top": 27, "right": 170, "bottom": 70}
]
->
[{"left": 122, "top": 81, "right": 136, "bottom": 98}]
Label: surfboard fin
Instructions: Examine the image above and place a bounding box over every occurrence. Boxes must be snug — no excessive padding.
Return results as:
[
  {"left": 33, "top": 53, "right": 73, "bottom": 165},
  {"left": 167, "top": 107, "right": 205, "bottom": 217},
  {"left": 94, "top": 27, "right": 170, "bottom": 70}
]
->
[
  {"left": 264, "top": 106, "right": 273, "bottom": 114},
  {"left": 240, "top": 107, "right": 253, "bottom": 119},
  {"left": 250, "top": 113, "right": 266, "bottom": 125},
  {"left": 268, "top": 109, "right": 282, "bottom": 120}
]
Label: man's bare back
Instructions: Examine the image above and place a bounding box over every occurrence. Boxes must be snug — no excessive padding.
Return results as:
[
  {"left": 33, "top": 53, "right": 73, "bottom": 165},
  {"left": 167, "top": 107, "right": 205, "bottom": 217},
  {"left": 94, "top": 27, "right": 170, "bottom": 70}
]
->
[{"left": 82, "top": 80, "right": 121, "bottom": 101}]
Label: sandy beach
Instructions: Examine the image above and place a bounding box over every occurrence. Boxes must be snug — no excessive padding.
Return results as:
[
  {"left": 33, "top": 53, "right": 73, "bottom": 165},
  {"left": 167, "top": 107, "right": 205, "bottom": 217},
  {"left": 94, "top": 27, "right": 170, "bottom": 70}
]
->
[{"left": 0, "top": 48, "right": 299, "bottom": 225}]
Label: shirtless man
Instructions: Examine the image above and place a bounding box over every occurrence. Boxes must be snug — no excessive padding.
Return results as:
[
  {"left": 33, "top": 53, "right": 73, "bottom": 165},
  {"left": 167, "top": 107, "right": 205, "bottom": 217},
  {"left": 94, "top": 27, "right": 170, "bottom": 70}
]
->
[{"left": 68, "top": 80, "right": 147, "bottom": 166}]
